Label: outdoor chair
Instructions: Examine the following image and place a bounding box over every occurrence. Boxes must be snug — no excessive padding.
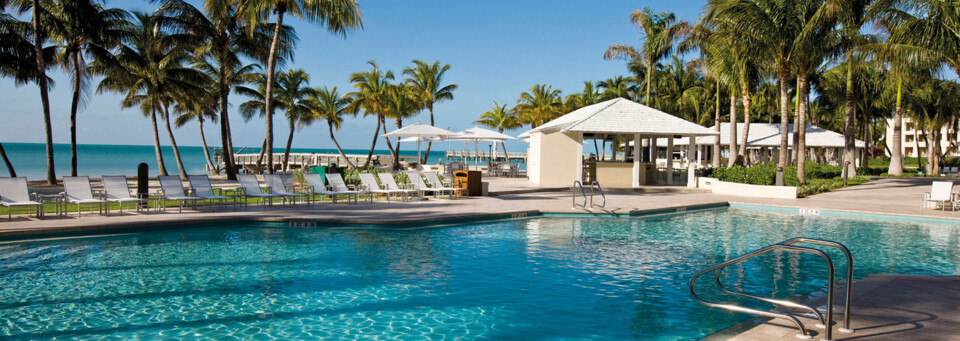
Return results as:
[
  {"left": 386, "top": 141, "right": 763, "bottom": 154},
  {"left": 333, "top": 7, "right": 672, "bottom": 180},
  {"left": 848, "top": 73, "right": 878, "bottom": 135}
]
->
[
  {"left": 264, "top": 174, "right": 308, "bottom": 205},
  {"left": 237, "top": 174, "right": 282, "bottom": 206},
  {"left": 379, "top": 172, "right": 423, "bottom": 200},
  {"left": 423, "top": 171, "right": 465, "bottom": 198},
  {"left": 158, "top": 176, "right": 202, "bottom": 213},
  {"left": 62, "top": 176, "right": 107, "bottom": 217},
  {"left": 304, "top": 173, "right": 362, "bottom": 204},
  {"left": 187, "top": 175, "right": 236, "bottom": 209},
  {"left": 0, "top": 177, "right": 42, "bottom": 221},
  {"left": 406, "top": 171, "right": 455, "bottom": 199},
  {"left": 102, "top": 176, "right": 148, "bottom": 215},
  {"left": 359, "top": 173, "right": 409, "bottom": 202},
  {"left": 922, "top": 181, "right": 958, "bottom": 211}
]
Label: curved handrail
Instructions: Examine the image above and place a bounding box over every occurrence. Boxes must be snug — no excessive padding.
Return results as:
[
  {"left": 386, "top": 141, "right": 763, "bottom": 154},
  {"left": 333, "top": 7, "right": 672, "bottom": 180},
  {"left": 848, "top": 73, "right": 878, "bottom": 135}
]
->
[
  {"left": 781, "top": 237, "right": 855, "bottom": 333},
  {"left": 572, "top": 181, "right": 588, "bottom": 208},
  {"left": 590, "top": 181, "right": 606, "bottom": 209}
]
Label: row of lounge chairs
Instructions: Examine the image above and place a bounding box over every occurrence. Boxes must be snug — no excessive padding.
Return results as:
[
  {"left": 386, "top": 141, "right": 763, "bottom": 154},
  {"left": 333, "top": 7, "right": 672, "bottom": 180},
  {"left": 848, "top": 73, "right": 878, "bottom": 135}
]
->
[{"left": 0, "top": 171, "right": 466, "bottom": 220}]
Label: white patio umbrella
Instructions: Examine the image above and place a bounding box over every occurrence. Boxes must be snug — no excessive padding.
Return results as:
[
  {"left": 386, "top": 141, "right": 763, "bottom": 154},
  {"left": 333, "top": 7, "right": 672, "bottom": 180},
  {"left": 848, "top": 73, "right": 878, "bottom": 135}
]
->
[
  {"left": 382, "top": 123, "right": 456, "bottom": 166},
  {"left": 445, "top": 127, "right": 515, "bottom": 170}
]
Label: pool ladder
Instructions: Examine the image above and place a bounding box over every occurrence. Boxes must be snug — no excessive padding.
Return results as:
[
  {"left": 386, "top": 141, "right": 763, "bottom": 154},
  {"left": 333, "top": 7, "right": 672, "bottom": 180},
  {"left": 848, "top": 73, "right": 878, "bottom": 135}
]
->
[
  {"left": 573, "top": 180, "right": 605, "bottom": 210},
  {"left": 690, "top": 237, "right": 855, "bottom": 341}
]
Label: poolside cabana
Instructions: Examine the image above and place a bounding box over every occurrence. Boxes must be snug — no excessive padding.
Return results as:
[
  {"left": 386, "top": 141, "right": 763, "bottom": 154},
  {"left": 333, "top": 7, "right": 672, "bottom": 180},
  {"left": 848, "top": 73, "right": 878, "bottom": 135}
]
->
[
  {"left": 521, "top": 98, "right": 718, "bottom": 188},
  {"left": 675, "top": 123, "right": 866, "bottom": 167}
]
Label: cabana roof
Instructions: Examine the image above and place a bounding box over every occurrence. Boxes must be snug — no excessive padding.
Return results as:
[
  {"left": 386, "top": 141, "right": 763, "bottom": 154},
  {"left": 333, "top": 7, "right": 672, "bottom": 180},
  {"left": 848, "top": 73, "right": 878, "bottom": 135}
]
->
[
  {"left": 520, "top": 98, "right": 719, "bottom": 137},
  {"left": 693, "top": 123, "right": 865, "bottom": 148}
]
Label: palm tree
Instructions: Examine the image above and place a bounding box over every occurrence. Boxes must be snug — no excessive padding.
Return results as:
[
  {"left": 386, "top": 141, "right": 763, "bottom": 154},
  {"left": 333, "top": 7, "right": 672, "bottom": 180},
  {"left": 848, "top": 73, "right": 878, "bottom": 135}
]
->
[
  {"left": 904, "top": 78, "right": 960, "bottom": 175},
  {"left": 564, "top": 81, "right": 601, "bottom": 110},
  {"left": 0, "top": 12, "right": 50, "bottom": 177},
  {"left": 173, "top": 89, "right": 219, "bottom": 173},
  {"left": 597, "top": 76, "right": 636, "bottom": 100},
  {"left": 236, "top": 71, "right": 279, "bottom": 167},
  {"left": 242, "top": 0, "right": 362, "bottom": 174},
  {"left": 516, "top": 84, "right": 563, "bottom": 128},
  {"left": 274, "top": 68, "right": 313, "bottom": 172},
  {"left": 158, "top": 0, "right": 291, "bottom": 180},
  {"left": 403, "top": 60, "right": 457, "bottom": 164},
  {"left": 45, "top": 0, "right": 127, "bottom": 177},
  {"left": 10, "top": 0, "right": 56, "bottom": 184},
  {"left": 305, "top": 86, "right": 355, "bottom": 168},
  {"left": 682, "top": 22, "right": 731, "bottom": 168},
  {"left": 475, "top": 101, "right": 521, "bottom": 161},
  {"left": 604, "top": 7, "right": 689, "bottom": 106},
  {"left": 95, "top": 11, "right": 207, "bottom": 179},
  {"left": 347, "top": 61, "right": 393, "bottom": 168},
  {"left": 382, "top": 83, "right": 423, "bottom": 170}
]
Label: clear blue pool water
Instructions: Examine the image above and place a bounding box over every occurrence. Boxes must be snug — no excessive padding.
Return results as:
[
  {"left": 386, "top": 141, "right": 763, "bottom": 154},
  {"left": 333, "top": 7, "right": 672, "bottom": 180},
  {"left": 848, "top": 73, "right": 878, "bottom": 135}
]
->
[{"left": 0, "top": 208, "right": 958, "bottom": 340}]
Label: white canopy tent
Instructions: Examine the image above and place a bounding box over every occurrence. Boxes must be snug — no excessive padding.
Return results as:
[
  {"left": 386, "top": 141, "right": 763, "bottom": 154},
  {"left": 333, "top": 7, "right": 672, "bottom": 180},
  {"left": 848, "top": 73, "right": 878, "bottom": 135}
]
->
[{"left": 445, "top": 127, "right": 516, "bottom": 170}]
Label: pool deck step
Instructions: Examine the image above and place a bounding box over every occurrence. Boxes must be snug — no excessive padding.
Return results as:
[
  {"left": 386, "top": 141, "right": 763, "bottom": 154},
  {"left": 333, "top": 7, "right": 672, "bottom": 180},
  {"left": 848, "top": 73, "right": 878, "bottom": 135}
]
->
[{"left": 704, "top": 274, "right": 960, "bottom": 340}]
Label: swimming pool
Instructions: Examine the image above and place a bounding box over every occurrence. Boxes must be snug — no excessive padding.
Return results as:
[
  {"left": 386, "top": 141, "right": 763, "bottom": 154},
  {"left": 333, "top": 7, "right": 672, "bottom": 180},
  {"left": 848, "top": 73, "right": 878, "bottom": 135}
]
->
[{"left": 0, "top": 208, "right": 958, "bottom": 340}]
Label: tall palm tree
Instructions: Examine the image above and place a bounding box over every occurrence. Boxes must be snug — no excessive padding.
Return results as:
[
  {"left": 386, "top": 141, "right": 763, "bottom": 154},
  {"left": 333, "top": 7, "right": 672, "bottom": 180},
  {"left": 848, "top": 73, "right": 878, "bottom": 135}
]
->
[
  {"left": 46, "top": 0, "right": 127, "bottom": 177},
  {"left": 516, "top": 84, "right": 563, "bottom": 128},
  {"left": 597, "top": 76, "right": 636, "bottom": 100},
  {"left": 564, "top": 81, "right": 601, "bottom": 111},
  {"left": 173, "top": 88, "right": 219, "bottom": 173},
  {"left": 347, "top": 61, "right": 393, "bottom": 168},
  {"left": 604, "top": 7, "right": 689, "bottom": 106},
  {"left": 475, "top": 101, "right": 521, "bottom": 161},
  {"left": 402, "top": 60, "right": 456, "bottom": 164},
  {"left": 236, "top": 70, "right": 279, "bottom": 167},
  {"left": 242, "top": 0, "right": 362, "bottom": 174},
  {"left": 10, "top": 0, "right": 56, "bottom": 184},
  {"left": 274, "top": 68, "right": 313, "bottom": 172},
  {"left": 305, "top": 86, "right": 355, "bottom": 168},
  {"left": 382, "top": 82, "right": 423, "bottom": 169},
  {"left": 0, "top": 12, "right": 51, "bottom": 177},
  {"left": 95, "top": 11, "right": 207, "bottom": 179},
  {"left": 681, "top": 22, "right": 731, "bottom": 168},
  {"left": 158, "top": 0, "right": 291, "bottom": 180},
  {"left": 904, "top": 78, "right": 960, "bottom": 175}
]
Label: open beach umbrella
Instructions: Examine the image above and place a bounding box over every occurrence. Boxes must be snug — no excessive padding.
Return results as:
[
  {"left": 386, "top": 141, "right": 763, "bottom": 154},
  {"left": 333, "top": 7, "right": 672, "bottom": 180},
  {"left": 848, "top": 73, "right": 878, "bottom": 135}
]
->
[
  {"left": 382, "top": 123, "right": 456, "bottom": 165},
  {"left": 445, "top": 127, "right": 516, "bottom": 170}
]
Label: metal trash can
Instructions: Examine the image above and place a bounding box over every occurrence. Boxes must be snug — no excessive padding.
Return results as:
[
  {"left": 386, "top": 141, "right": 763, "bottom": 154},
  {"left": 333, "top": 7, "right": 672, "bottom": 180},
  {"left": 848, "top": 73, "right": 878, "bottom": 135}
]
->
[{"left": 454, "top": 170, "right": 482, "bottom": 196}]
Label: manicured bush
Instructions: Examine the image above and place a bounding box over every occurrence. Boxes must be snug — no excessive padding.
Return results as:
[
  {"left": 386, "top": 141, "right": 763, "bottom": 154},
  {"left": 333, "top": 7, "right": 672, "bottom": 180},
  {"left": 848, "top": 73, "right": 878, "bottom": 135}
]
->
[{"left": 704, "top": 161, "right": 869, "bottom": 196}]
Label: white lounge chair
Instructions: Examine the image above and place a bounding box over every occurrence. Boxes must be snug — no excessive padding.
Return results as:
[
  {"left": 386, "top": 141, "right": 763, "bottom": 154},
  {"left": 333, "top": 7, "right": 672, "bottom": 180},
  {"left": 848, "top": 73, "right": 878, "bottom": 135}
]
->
[
  {"left": 423, "top": 171, "right": 465, "bottom": 198},
  {"left": 102, "top": 176, "right": 148, "bottom": 215},
  {"left": 359, "top": 173, "right": 409, "bottom": 202},
  {"left": 378, "top": 173, "right": 423, "bottom": 200},
  {"left": 188, "top": 175, "right": 236, "bottom": 209},
  {"left": 63, "top": 176, "right": 107, "bottom": 217},
  {"left": 304, "top": 173, "right": 364, "bottom": 204},
  {"left": 922, "top": 181, "right": 958, "bottom": 211},
  {"left": 158, "top": 175, "right": 203, "bottom": 213},
  {"left": 0, "top": 177, "right": 42, "bottom": 221},
  {"left": 406, "top": 171, "right": 454, "bottom": 199},
  {"left": 237, "top": 174, "right": 281, "bottom": 206},
  {"left": 264, "top": 173, "right": 308, "bottom": 205}
]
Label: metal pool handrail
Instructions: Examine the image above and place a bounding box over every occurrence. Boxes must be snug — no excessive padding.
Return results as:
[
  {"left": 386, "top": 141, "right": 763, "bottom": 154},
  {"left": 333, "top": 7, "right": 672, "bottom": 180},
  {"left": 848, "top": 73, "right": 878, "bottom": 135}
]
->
[
  {"left": 572, "top": 181, "right": 588, "bottom": 209},
  {"left": 689, "top": 237, "right": 855, "bottom": 340},
  {"left": 590, "top": 181, "right": 606, "bottom": 209}
]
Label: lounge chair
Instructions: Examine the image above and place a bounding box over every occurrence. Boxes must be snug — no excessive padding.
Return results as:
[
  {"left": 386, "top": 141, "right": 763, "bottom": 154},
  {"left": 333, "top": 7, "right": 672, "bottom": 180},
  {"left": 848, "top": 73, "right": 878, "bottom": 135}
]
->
[
  {"left": 187, "top": 175, "right": 236, "bottom": 209},
  {"left": 62, "top": 176, "right": 107, "bottom": 217},
  {"left": 406, "top": 171, "right": 454, "bottom": 199},
  {"left": 359, "top": 173, "right": 409, "bottom": 202},
  {"left": 237, "top": 174, "right": 281, "bottom": 206},
  {"left": 158, "top": 176, "right": 201, "bottom": 213},
  {"left": 303, "top": 173, "right": 355, "bottom": 204},
  {"left": 378, "top": 173, "right": 423, "bottom": 200},
  {"left": 264, "top": 174, "right": 308, "bottom": 205},
  {"left": 102, "top": 176, "right": 148, "bottom": 215},
  {"left": 423, "top": 171, "right": 465, "bottom": 198},
  {"left": 0, "top": 177, "right": 42, "bottom": 221},
  {"left": 922, "top": 181, "right": 958, "bottom": 211}
]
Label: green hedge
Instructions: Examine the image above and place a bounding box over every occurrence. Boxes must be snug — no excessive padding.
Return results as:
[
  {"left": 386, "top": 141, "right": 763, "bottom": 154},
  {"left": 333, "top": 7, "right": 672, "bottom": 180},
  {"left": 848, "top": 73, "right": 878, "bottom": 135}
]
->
[{"left": 700, "top": 162, "right": 869, "bottom": 197}]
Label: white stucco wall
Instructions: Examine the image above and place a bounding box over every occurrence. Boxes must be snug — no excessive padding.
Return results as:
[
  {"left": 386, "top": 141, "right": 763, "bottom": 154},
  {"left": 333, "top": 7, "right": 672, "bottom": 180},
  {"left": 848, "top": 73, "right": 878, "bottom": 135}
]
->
[{"left": 528, "top": 131, "right": 583, "bottom": 187}]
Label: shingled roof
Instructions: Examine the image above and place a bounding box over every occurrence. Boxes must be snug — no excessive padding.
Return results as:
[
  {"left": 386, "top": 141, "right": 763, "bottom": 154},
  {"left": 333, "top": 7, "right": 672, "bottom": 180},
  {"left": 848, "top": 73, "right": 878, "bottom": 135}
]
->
[{"left": 521, "top": 98, "right": 718, "bottom": 137}]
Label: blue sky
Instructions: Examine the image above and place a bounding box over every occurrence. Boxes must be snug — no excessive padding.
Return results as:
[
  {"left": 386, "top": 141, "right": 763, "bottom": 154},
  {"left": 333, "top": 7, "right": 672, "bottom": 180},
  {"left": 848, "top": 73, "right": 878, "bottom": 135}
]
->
[{"left": 0, "top": 0, "right": 707, "bottom": 153}]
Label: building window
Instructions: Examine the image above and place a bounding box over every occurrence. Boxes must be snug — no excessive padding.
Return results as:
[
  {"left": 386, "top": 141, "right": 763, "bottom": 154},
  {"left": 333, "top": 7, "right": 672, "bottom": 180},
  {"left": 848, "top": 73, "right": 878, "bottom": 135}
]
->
[
  {"left": 906, "top": 135, "right": 914, "bottom": 142},
  {"left": 905, "top": 147, "right": 913, "bottom": 156},
  {"left": 906, "top": 123, "right": 914, "bottom": 131}
]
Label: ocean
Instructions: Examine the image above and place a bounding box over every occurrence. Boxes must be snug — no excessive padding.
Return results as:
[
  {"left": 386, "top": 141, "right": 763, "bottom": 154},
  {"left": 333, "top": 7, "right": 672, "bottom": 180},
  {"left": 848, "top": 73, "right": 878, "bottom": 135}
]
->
[{"left": 0, "top": 142, "right": 471, "bottom": 180}]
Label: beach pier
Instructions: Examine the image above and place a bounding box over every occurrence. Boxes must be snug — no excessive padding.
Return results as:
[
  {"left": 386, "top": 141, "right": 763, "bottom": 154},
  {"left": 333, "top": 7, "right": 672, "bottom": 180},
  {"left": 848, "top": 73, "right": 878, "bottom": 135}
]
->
[
  {"left": 219, "top": 152, "right": 387, "bottom": 173},
  {"left": 444, "top": 151, "right": 526, "bottom": 164}
]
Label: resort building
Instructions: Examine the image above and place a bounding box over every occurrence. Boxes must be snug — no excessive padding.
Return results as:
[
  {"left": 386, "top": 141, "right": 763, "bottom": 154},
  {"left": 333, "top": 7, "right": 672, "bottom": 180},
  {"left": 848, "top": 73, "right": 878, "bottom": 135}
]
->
[
  {"left": 521, "top": 98, "right": 718, "bottom": 188},
  {"left": 884, "top": 116, "right": 960, "bottom": 158}
]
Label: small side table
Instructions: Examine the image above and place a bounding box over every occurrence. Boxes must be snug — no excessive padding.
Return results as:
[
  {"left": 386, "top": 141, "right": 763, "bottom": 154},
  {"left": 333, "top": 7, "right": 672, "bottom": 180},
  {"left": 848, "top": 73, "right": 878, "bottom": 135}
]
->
[{"left": 35, "top": 194, "right": 64, "bottom": 218}]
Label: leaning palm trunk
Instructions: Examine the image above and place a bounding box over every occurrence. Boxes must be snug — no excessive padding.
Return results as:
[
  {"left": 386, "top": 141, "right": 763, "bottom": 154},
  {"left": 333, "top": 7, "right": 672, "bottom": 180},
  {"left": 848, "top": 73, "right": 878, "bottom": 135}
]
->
[
  {"left": 727, "top": 94, "right": 738, "bottom": 167},
  {"left": 842, "top": 62, "right": 857, "bottom": 177},
  {"left": 380, "top": 116, "right": 397, "bottom": 169},
  {"left": 888, "top": 79, "right": 904, "bottom": 175},
  {"left": 797, "top": 76, "right": 810, "bottom": 184},
  {"left": 150, "top": 108, "right": 169, "bottom": 176},
  {"left": 712, "top": 85, "right": 721, "bottom": 168},
  {"left": 363, "top": 117, "right": 381, "bottom": 168},
  {"left": 219, "top": 64, "right": 237, "bottom": 180},
  {"left": 198, "top": 117, "right": 217, "bottom": 174},
  {"left": 329, "top": 122, "right": 356, "bottom": 169},
  {"left": 256, "top": 139, "right": 267, "bottom": 168},
  {"left": 262, "top": 10, "right": 286, "bottom": 175},
  {"left": 162, "top": 106, "right": 188, "bottom": 179},
  {"left": 393, "top": 118, "right": 403, "bottom": 170},
  {"left": 0, "top": 142, "right": 16, "bottom": 177},
  {"left": 32, "top": 0, "right": 56, "bottom": 185},
  {"left": 423, "top": 106, "right": 434, "bottom": 164},
  {"left": 736, "top": 90, "right": 752, "bottom": 166},
  {"left": 282, "top": 118, "right": 295, "bottom": 172},
  {"left": 70, "top": 53, "right": 82, "bottom": 177}
]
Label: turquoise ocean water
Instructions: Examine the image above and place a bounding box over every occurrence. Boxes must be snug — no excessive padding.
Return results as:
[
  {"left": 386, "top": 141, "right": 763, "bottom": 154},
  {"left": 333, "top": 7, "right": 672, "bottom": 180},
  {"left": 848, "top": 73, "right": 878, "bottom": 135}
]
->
[
  {"left": 0, "top": 208, "right": 958, "bottom": 339},
  {"left": 0, "top": 142, "right": 461, "bottom": 179}
]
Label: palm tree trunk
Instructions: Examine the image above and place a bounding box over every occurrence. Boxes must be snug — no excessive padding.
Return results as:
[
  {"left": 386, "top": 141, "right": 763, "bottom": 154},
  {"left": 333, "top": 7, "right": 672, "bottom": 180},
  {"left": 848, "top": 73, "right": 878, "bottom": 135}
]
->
[
  {"left": 888, "top": 78, "right": 904, "bottom": 175},
  {"left": 645, "top": 61, "right": 653, "bottom": 106},
  {"left": 499, "top": 128, "right": 509, "bottom": 161},
  {"left": 263, "top": 10, "right": 286, "bottom": 175},
  {"left": 363, "top": 117, "right": 380, "bottom": 168},
  {"left": 727, "top": 93, "right": 739, "bottom": 167},
  {"left": 843, "top": 60, "right": 857, "bottom": 177},
  {"left": 256, "top": 138, "right": 267, "bottom": 167},
  {"left": 737, "top": 90, "right": 752, "bottom": 166},
  {"left": 777, "top": 66, "right": 790, "bottom": 170},
  {"left": 927, "top": 130, "right": 938, "bottom": 175},
  {"left": 791, "top": 78, "right": 800, "bottom": 165},
  {"left": 394, "top": 118, "right": 403, "bottom": 170},
  {"left": 712, "top": 84, "right": 721, "bottom": 168},
  {"left": 0, "top": 142, "right": 16, "bottom": 177},
  {"left": 150, "top": 108, "right": 168, "bottom": 176},
  {"left": 219, "top": 63, "right": 236, "bottom": 180},
  {"left": 381, "top": 115, "right": 397, "bottom": 169},
  {"left": 282, "top": 118, "right": 295, "bottom": 172},
  {"left": 70, "top": 52, "right": 82, "bottom": 177},
  {"left": 329, "top": 122, "right": 356, "bottom": 169},
  {"left": 423, "top": 105, "right": 434, "bottom": 164},
  {"left": 198, "top": 117, "right": 216, "bottom": 174},
  {"left": 162, "top": 106, "right": 188, "bottom": 179},
  {"left": 863, "top": 111, "right": 871, "bottom": 168},
  {"left": 797, "top": 75, "right": 809, "bottom": 185},
  {"left": 32, "top": 0, "right": 56, "bottom": 185}
]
